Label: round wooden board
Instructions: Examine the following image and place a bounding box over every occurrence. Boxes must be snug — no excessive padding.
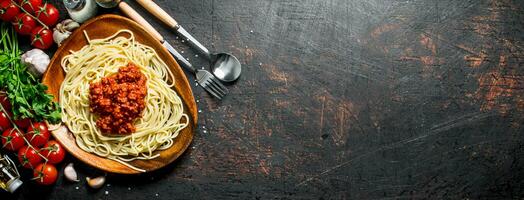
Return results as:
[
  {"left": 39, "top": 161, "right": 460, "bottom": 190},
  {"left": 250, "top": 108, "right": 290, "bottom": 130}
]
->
[{"left": 41, "top": 14, "right": 197, "bottom": 174}]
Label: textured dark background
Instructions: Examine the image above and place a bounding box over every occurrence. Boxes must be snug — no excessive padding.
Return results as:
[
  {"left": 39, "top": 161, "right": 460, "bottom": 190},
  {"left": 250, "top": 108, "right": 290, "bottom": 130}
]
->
[{"left": 2, "top": 0, "right": 524, "bottom": 199}]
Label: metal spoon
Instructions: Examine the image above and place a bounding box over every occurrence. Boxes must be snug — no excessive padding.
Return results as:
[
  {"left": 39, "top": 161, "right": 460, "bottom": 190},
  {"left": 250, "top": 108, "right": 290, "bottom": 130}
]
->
[
  {"left": 136, "top": 0, "right": 242, "bottom": 83},
  {"left": 208, "top": 52, "right": 241, "bottom": 83}
]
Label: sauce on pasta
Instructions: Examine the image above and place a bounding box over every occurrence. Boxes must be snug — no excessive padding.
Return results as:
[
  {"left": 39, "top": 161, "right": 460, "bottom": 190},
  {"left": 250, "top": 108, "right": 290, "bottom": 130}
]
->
[{"left": 89, "top": 64, "right": 147, "bottom": 135}]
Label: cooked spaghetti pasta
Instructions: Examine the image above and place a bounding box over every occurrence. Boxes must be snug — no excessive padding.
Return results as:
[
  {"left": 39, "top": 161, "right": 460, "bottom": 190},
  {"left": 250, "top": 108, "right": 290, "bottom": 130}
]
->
[{"left": 59, "top": 30, "right": 188, "bottom": 172}]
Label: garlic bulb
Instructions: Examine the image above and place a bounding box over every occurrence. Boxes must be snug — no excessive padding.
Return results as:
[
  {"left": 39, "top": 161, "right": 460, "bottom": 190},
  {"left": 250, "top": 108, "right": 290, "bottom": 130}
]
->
[{"left": 21, "top": 49, "right": 50, "bottom": 78}]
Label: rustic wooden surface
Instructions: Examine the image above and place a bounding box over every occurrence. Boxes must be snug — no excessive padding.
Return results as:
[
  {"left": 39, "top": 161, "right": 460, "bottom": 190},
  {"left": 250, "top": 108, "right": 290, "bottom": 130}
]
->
[{"left": 4, "top": 0, "right": 524, "bottom": 199}]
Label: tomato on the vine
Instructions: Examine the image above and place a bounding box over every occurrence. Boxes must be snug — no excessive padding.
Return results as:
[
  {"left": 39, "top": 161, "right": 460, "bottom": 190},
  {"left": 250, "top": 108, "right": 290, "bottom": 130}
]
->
[
  {"left": 35, "top": 3, "right": 58, "bottom": 27},
  {"left": 12, "top": 13, "right": 36, "bottom": 35},
  {"left": 0, "top": 93, "right": 11, "bottom": 112},
  {"left": 0, "top": 0, "right": 20, "bottom": 22},
  {"left": 1, "top": 128, "right": 24, "bottom": 151},
  {"left": 26, "top": 121, "right": 50, "bottom": 147},
  {"left": 18, "top": 146, "right": 43, "bottom": 169},
  {"left": 0, "top": 94, "right": 10, "bottom": 131},
  {"left": 33, "top": 163, "right": 58, "bottom": 185},
  {"left": 17, "top": 0, "right": 42, "bottom": 14},
  {"left": 41, "top": 140, "right": 65, "bottom": 164},
  {"left": 0, "top": 111, "right": 11, "bottom": 131},
  {"left": 14, "top": 117, "right": 31, "bottom": 129},
  {"left": 30, "top": 26, "right": 53, "bottom": 49}
]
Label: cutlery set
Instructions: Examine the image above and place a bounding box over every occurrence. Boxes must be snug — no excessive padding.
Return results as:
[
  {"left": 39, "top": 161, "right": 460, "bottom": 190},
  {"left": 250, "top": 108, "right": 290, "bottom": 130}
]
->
[{"left": 119, "top": 1, "right": 241, "bottom": 100}]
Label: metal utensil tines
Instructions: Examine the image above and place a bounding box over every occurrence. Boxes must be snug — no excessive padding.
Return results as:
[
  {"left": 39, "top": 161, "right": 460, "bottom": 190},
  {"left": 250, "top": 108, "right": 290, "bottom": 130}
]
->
[
  {"left": 118, "top": 2, "right": 228, "bottom": 99},
  {"left": 163, "top": 44, "right": 229, "bottom": 99}
]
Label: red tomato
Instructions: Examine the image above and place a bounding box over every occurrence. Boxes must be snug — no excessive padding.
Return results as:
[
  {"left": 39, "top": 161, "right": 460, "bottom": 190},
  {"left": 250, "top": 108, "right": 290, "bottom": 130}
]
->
[
  {"left": 12, "top": 13, "right": 36, "bottom": 35},
  {"left": 18, "top": 146, "right": 43, "bottom": 169},
  {"left": 17, "top": 0, "right": 42, "bottom": 14},
  {"left": 30, "top": 26, "right": 53, "bottom": 49},
  {"left": 26, "top": 122, "right": 50, "bottom": 147},
  {"left": 14, "top": 117, "right": 30, "bottom": 129},
  {"left": 0, "top": 93, "right": 11, "bottom": 112},
  {"left": 0, "top": 0, "right": 20, "bottom": 22},
  {"left": 0, "top": 111, "right": 11, "bottom": 131},
  {"left": 1, "top": 128, "right": 24, "bottom": 151},
  {"left": 35, "top": 3, "right": 58, "bottom": 27},
  {"left": 41, "top": 140, "right": 65, "bottom": 164},
  {"left": 33, "top": 163, "right": 58, "bottom": 185}
]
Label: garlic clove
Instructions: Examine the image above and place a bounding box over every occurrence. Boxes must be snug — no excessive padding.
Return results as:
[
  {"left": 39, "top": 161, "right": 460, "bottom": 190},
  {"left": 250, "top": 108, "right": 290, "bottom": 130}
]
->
[
  {"left": 63, "top": 21, "right": 80, "bottom": 31},
  {"left": 53, "top": 19, "right": 80, "bottom": 46},
  {"left": 86, "top": 176, "right": 106, "bottom": 189},
  {"left": 55, "top": 23, "right": 64, "bottom": 32},
  {"left": 64, "top": 163, "right": 79, "bottom": 182},
  {"left": 53, "top": 30, "right": 72, "bottom": 46},
  {"left": 62, "top": 19, "right": 74, "bottom": 25}
]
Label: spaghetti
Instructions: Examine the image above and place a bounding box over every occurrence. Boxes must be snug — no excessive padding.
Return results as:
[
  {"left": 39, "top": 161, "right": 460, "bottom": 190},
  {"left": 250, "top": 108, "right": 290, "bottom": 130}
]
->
[{"left": 59, "top": 30, "right": 188, "bottom": 172}]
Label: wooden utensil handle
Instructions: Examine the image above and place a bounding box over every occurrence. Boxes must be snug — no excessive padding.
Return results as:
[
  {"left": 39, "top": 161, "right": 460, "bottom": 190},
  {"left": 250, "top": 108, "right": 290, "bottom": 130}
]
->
[
  {"left": 118, "top": 2, "right": 164, "bottom": 42},
  {"left": 136, "top": 0, "right": 179, "bottom": 29}
]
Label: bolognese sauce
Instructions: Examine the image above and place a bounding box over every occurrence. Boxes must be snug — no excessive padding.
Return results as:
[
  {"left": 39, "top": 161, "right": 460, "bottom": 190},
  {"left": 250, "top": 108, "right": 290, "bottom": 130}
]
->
[{"left": 89, "top": 63, "right": 147, "bottom": 135}]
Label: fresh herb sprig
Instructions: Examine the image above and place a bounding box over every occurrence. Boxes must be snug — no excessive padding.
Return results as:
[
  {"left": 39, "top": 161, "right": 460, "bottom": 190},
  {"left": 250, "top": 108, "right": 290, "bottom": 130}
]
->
[{"left": 0, "top": 23, "right": 60, "bottom": 123}]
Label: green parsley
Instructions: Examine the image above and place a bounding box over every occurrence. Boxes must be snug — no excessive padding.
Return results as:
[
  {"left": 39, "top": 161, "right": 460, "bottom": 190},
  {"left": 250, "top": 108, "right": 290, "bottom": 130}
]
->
[{"left": 0, "top": 23, "right": 61, "bottom": 123}]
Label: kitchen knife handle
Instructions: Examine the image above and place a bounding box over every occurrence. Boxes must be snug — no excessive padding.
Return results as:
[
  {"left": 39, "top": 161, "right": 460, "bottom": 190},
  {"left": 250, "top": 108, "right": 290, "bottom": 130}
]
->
[
  {"left": 119, "top": 2, "right": 164, "bottom": 42},
  {"left": 136, "top": 0, "right": 212, "bottom": 60},
  {"left": 136, "top": 0, "right": 179, "bottom": 29}
]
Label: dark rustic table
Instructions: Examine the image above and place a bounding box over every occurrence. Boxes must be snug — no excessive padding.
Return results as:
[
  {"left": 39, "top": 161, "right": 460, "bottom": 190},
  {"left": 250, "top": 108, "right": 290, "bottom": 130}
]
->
[{"left": 4, "top": 0, "right": 524, "bottom": 199}]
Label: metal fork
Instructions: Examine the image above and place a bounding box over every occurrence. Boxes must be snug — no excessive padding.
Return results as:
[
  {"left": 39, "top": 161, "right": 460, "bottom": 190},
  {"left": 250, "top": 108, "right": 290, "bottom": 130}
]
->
[
  {"left": 165, "top": 44, "right": 229, "bottom": 99},
  {"left": 119, "top": 2, "right": 228, "bottom": 99}
]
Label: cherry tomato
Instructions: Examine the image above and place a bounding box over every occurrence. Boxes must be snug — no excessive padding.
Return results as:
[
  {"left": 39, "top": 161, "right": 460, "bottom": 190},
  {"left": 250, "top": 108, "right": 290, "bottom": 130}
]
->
[
  {"left": 26, "top": 122, "right": 49, "bottom": 147},
  {"left": 17, "top": 0, "right": 42, "bottom": 14},
  {"left": 1, "top": 128, "right": 24, "bottom": 151},
  {"left": 30, "top": 26, "right": 53, "bottom": 49},
  {"left": 35, "top": 3, "right": 58, "bottom": 27},
  {"left": 0, "top": 93, "right": 10, "bottom": 131},
  {"left": 12, "top": 13, "right": 36, "bottom": 35},
  {"left": 18, "top": 146, "right": 43, "bottom": 169},
  {"left": 0, "top": 111, "right": 11, "bottom": 131},
  {"left": 14, "top": 117, "right": 30, "bottom": 129},
  {"left": 41, "top": 140, "right": 65, "bottom": 164},
  {"left": 33, "top": 163, "right": 58, "bottom": 185},
  {"left": 0, "top": 93, "right": 11, "bottom": 112},
  {"left": 0, "top": 0, "right": 20, "bottom": 22}
]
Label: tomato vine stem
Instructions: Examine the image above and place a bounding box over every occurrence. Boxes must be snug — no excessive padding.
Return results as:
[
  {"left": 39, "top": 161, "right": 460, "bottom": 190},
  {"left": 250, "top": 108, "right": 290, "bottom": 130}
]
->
[{"left": 9, "top": 0, "right": 49, "bottom": 30}]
